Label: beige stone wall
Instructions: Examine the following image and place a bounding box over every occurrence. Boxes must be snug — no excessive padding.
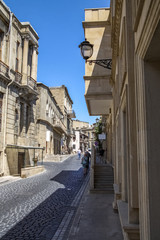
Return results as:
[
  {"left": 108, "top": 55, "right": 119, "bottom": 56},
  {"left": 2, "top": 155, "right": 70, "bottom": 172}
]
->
[
  {"left": 50, "top": 85, "right": 74, "bottom": 152},
  {"left": 83, "top": 8, "right": 112, "bottom": 116},
  {"left": 73, "top": 120, "right": 89, "bottom": 129},
  {"left": 0, "top": 0, "right": 39, "bottom": 176},
  {"left": 109, "top": 0, "right": 160, "bottom": 239},
  {"left": 21, "top": 165, "right": 44, "bottom": 178},
  {"left": 82, "top": 1, "right": 160, "bottom": 239},
  {"left": 50, "top": 87, "right": 65, "bottom": 114},
  {"left": 36, "top": 84, "right": 64, "bottom": 156}
]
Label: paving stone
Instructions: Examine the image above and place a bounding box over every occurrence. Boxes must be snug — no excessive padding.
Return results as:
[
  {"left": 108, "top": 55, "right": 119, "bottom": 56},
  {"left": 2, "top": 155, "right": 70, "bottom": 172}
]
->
[{"left": 0, "top": 156, "right": 85, "bottom": 240}]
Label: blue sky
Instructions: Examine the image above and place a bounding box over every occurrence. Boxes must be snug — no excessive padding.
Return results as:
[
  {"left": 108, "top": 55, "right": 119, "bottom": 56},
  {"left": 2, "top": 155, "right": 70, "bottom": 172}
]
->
[{"left": 4, "top": 0, "right": 110, "bottom": 125}]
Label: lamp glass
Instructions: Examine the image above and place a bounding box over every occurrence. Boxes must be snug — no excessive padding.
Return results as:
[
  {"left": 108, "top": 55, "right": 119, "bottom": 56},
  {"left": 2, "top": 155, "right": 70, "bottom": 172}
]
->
[{"left": 81, "top": 45, "right": 93, "bottom": 60}]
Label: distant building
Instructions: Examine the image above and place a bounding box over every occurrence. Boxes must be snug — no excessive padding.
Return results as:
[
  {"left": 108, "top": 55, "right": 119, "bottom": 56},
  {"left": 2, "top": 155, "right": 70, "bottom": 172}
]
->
[
  {"left": 72, "top": 120, "right": 94, "bottom": 153},
  {"left": 73, "top": 120, "right": 89, "bottom": 129},
  {"left": 36, "top": 83, "right": 66, "bottom": 156},
  {"left": 50, "top": 85, "right": 76, "bottom": 154}
]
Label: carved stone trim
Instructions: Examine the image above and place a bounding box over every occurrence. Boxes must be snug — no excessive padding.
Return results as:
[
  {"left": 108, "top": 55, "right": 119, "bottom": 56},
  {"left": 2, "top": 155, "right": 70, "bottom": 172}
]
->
[
  {"left": 83, "top": 20, "right": 110, "bottom": 28},
  {"left": 111, "top": 0, "right": 123, "bottom": 86}
]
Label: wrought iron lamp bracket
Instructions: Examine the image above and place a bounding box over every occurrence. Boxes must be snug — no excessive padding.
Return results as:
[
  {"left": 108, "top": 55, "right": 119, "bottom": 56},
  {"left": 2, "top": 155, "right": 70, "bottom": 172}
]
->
[{"left": 86, "top": 59, "right": 112, "bottom": 69}]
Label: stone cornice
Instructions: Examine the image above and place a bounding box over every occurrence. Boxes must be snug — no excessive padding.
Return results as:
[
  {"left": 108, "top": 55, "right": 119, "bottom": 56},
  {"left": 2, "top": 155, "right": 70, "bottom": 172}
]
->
[
  {"left": 21, "top": 22, "right": 39, "bottom": 40},
  {"left": 83, "top": 20, "right": 110, "bottom": 28},
  {"left": 111, "top": 0, "right": 123, "bottom": 86},
  {"left": 83, "top": 75, "right": 110, "bottom": 80},
  {"left": 85, "top": 93, "right": 112, "bottom": 100}
]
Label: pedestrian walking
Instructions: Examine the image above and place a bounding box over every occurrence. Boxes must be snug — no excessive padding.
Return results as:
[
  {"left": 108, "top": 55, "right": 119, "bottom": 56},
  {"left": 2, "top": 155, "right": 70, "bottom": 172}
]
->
[
  {"left": 81, "top": 151, "right": 90, "bottom": 176},
  {"left": 77, "top": 149, "right": 81, "bottom": 160},
  {"left": 99, "top": 148, "right": 105, "bottom": 164}
]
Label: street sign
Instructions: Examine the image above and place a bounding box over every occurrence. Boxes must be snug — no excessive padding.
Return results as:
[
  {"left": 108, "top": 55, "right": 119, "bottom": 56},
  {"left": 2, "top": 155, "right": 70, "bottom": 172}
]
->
[{"left": 98, "top": 133, "right": 106, "bottom": 140}]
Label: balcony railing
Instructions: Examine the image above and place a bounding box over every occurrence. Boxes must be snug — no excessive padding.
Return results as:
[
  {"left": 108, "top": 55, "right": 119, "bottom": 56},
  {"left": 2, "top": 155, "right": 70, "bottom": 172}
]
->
[
  {"left": 0, "top": 60, "right": 9, "bottom": 77},
  {"left": 67, "top": 110, "right": 76, "bottom": 118},
  {"left": 27, "top": 76, "right": 37, "bottom": 91},
  {"left": 52, "top": 118, "right": 66, "bottom": 133},
  {"left": 67, "top": 129, "right": 75, "bottom": 135},
  {"left": 15, "top": 72, "right": 22, "bottom": 84}
]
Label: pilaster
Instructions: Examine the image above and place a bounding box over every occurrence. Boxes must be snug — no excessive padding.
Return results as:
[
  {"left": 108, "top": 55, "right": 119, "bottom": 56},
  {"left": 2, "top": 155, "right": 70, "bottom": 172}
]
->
[
  {"left": 31, "top": 45, "right": 38, "bottom": 81},
  {"left": 22, "top": 36, "right": 29, "bottom": 84}
]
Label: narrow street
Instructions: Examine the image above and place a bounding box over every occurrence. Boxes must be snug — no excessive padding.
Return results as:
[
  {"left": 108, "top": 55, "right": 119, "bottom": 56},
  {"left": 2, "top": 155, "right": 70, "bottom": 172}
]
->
[{"left": 0, "top": 155, "right": 87, "bottom": 240}]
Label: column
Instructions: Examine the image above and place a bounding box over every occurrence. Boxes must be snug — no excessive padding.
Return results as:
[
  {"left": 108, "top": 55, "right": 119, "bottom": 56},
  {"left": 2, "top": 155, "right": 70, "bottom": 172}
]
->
[
  {"left": 22, "top": 37, "right": 29, "bottom": 83},
  {"left": 31, "top": 45, "right": 38, "bottom": 81}
]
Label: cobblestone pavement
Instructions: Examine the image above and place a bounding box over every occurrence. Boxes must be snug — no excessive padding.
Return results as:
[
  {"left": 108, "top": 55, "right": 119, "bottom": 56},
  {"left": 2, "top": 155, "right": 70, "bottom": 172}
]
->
[{"left": 0, "top": 155, "right": 87, "bottom": 240}]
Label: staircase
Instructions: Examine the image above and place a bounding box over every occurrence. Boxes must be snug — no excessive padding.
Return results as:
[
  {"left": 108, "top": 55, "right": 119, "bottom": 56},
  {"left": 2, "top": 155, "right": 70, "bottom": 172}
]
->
[{"left": 92, "top": 164, "right": 114, "bottom": 193}]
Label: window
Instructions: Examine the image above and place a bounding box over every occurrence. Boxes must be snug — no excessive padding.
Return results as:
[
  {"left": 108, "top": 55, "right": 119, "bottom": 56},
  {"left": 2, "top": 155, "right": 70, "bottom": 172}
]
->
[
  {"left": 15, "top": 42, "right": 20, "bottom": 72},
  {"left": 25, "top": 105, "right": 29, "bottom": 133},
  {"left": 0, "top": 31, "right": 4, "bottom": 61},
  {"left": 28, "top": 44, "right": 33, "bottom": 77},
  {"left": 14, "top": 109, "right": 19, "bottom": 134},
  {"left": 0, "top": 93, "right": 3, "bottom": 131},
  {"left": 20, "top": 102, "right": 24, "bottom": 133}
]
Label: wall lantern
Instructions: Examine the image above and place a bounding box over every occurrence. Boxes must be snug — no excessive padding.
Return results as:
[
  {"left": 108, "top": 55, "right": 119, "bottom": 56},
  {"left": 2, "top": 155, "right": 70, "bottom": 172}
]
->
[
  {"left": 79, "top": 39, "right": 112, "bottom": 69},
  {"left": 79, "top": 39, "right": 93, "bottom": 60}
]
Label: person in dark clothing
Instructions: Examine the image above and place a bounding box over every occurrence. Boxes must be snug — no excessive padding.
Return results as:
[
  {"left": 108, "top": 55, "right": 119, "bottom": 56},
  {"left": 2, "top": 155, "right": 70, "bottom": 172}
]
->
[
  {"left": 99, "top": 148, "right": 104, "bottom": 163},
  {"left": 81, "top": 151, "right": 90, "bottom": 176}
]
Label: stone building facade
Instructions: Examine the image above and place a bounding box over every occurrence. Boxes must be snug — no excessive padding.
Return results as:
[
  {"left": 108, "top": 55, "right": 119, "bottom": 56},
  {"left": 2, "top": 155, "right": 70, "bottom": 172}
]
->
[
  {"left": 0, "top": 0, "right": 43, "bottom": 176},
  {"left": 0, "top": 1, "right": 76, "bottom": 176},
  {"left": 50, "top": 85, "right": 76, "bottom": 154},
  {"left": 81, "top": 1, "right": 160, "bottom": 239},
  {"left": 72, "top": 120, "right": 94, "bottom": 153},
  {"left": 36, "top": 83, "right": 66, "bottom": 156},
  {"left": 73, "top": 120, "right": 89, "bottom": 129}
]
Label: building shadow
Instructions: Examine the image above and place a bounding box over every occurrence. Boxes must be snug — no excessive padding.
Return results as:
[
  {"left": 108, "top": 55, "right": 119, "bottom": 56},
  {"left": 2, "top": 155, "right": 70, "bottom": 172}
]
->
[{"left": 0, "top": 168, "right": 84, "bottom": 240}]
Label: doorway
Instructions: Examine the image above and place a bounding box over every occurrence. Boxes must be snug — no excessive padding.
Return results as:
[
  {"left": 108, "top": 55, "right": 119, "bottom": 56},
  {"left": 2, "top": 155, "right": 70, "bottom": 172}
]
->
[{"left": 18, "top": 152, "right": 25, "bottom": 174}]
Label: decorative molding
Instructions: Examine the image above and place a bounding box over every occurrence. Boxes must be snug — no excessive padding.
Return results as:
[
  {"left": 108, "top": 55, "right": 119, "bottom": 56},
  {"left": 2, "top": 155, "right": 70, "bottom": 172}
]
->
[
  {"left": 133, "top": 0, "right": 145, "bottom": 32},
  {"left": 111, "top": 0, "right": 123, "bottom": 86},
  {"left": 83, "top": 20, "right": 110, "bottom": 28},
  {"left": 135, "top": 0, "right": 160, "bottom": 58},
  {"left": 83, "top": 75, "right": 110, "bottom": 80},
  {"left": 85, "top": 93, "right": 112, "bottom": 100},
  {"left": 22, "top": 34, "right": 30, "bottom": 41}
]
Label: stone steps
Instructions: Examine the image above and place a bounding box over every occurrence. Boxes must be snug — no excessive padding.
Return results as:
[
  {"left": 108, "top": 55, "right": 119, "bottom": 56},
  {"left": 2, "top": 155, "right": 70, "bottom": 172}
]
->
[{"left": 94, "top": 164, "right": 114, "bottom": 193}]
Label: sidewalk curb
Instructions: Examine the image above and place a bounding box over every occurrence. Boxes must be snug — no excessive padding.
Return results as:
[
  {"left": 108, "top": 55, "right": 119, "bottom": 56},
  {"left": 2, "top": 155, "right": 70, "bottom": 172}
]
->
[
  {"left": 51, "top": 173, "right": 90, "bottom": 240},
  {"left": 66, "top": 175, "right": 90, "bottom": 240}
]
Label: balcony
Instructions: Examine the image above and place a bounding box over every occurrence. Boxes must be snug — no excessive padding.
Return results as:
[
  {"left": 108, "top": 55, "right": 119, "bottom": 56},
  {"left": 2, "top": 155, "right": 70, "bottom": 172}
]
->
[
  {"left": 53, "top": 118, "right": 66, "bottom": 134},
  {"left": 67, "top": 110, "right": 76, "bottom": 118},
  {"left": 67, "top": 129, "right": 75, "bottom": 136},
  {"left": 84, "top": 76, "right": 112, "bottom": 115},
  {"left": 27, "top": 76, "right": 37, "bottom": 91},
  {"left": 0, "top": 60, "right": 9, "bottom": 78},
  {"left": 15, "top": 72, "right": 22, "bottom": 84}
]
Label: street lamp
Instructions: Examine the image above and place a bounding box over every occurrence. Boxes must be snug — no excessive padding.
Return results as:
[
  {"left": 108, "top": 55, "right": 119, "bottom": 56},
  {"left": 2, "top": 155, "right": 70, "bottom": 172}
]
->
[
  {"left": 79, "top": 39, "right": 93, "bottom": 60},
  {"left": 79, "top": 39, "right": 112, "bottom": 69}
]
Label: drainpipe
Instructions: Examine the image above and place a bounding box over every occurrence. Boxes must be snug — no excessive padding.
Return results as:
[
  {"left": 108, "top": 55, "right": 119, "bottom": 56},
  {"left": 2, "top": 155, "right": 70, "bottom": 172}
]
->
[{"left": 2, "top": 10, "right": 14, "bottom": 175}]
